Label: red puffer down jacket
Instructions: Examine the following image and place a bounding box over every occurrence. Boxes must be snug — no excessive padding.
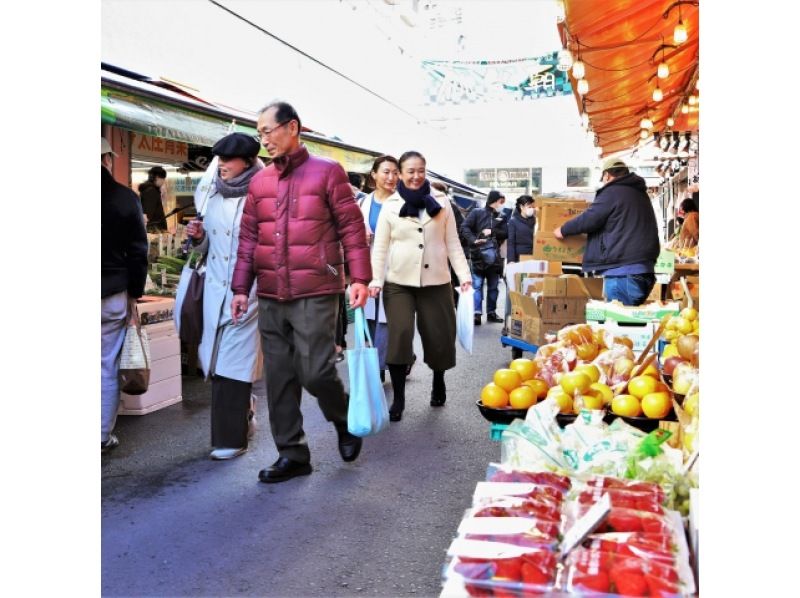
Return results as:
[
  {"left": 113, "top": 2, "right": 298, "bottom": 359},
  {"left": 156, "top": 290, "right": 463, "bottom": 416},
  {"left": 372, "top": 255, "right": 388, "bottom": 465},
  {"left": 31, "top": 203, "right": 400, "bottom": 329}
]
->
[{"left": 231, "top": 145, "right": 371, "bottom": 302}]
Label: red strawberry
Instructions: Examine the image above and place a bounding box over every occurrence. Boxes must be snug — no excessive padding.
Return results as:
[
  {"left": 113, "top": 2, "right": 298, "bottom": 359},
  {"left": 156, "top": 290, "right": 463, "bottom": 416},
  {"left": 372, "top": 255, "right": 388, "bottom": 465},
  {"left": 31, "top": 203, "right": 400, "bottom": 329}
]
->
[
  {"left": 645, "top": 573, "right": 682, "bottom": 597},
  {"left": 575, "top": 570, "right": 611, "bottom": 593},
  {"left": 493, "top": 557, "right": 522, "bottom": 581},
  {"left": 614, "top": 571, "right": 649, "bottom": 596},
  {"left": 520, "top": 561, "right": 550, "bottom": 586},
  {"left": 607, "top": 510, "right": 644, "bottom": 532}
]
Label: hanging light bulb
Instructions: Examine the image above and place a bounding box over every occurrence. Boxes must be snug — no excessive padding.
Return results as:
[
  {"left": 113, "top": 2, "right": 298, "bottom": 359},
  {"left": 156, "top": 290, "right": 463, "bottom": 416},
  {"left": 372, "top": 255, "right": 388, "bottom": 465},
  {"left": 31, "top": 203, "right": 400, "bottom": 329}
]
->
[
  {"left": 557, "top": 48, "right": 573, "bottom": 71},
  {"left": 688, "top": 94, "right": 698, "bottom": 105},
  {"left": 657, "top": 61, "right": 670, "bottom": 79},
  {"left": 581, "top": 111, "right": 590, "bottom": 128},
  {"left": 640, "top": 116, "right": 654, "bottom": 129},
  {"left": 572, "top": 59, "right": 585, "bottom": 79},
  {"left": 681, "top": 103, "right": 689, "bottom": 114},
  {"left": 666, "top": 117, "right": 675, "bottom": 127},
  {"left": 673, "top": 20, "right": 688, "bottom": 45},
  {"left": 652, "top": 85, "right": 663, "bottom": 102},
  {"left": 577, "top": 78, "right": 589, "bottom": 95}
]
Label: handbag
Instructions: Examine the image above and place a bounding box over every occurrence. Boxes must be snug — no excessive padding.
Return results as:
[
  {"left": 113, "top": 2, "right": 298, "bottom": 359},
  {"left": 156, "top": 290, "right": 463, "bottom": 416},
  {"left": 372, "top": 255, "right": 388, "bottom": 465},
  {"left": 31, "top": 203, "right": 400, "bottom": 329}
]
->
[
  {"left": 119, "top": 307, "right": 151, "bottom": 395},
  {"left": 478, "top": 238, "right": 499, "bottom": 268},
  {"left": 175, "top": 251, "right": 205, "bottom": 345},
  {"left": 346, "top": 307, "right": 390, "bottom": 437}
]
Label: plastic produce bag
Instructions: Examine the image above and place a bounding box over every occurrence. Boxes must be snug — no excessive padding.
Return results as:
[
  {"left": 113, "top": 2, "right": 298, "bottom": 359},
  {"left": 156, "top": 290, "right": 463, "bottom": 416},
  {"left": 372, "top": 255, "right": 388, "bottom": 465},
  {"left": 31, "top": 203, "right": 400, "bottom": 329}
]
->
[
  {"left": 456, "top": 286, "right": 474, "bottom": 354},
  {"left": 346, "top": 308, "right": 390, "bottom": 437}
]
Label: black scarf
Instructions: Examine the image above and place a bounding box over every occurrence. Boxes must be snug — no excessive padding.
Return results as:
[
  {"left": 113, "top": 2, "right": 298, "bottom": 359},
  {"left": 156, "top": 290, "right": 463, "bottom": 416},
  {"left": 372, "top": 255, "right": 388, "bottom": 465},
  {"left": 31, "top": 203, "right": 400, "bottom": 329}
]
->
[
  {"left": 396, "top": 180, "right": 442, "bottom": 218},
  {"left": 214, "top": 161, "right": 262, "bottom": 198}
]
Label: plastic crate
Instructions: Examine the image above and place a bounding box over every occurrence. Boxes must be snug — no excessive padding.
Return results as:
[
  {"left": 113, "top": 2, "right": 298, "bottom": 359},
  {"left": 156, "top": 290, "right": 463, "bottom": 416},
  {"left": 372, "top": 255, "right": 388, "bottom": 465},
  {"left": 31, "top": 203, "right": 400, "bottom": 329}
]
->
[{"left": 489, "top": 423, "right": 509, "bottom": 441}]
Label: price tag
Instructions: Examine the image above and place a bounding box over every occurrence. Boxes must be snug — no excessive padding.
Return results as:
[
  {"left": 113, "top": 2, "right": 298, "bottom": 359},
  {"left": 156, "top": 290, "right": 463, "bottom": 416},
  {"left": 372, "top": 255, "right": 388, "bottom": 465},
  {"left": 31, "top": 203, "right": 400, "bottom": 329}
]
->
[
  {"left": 655, "top": 249, "right": 675, "bottom": 275},
  {"left": 560, "top": 493, "right": 611, "bottom": 559}
]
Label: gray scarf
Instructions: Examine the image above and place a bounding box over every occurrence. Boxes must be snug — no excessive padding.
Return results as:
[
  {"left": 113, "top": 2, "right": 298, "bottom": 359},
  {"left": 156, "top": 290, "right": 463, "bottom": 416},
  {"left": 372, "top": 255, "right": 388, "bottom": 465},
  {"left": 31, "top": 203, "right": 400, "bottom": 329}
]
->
[{"left": 214, "top": 161, "right": 262, "bottom": 198}]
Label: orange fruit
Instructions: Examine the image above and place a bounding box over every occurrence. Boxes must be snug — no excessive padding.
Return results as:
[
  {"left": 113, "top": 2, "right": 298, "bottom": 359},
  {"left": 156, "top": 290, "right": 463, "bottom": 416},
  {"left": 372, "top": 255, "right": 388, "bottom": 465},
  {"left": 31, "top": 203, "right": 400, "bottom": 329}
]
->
[
  {"left": 611, "top": 394, "right": 642, "bottom": 417},
  {"left": 640, "top": 363, "right": 660, "bottom": 378},
  {"left": 576, "top": 342, "right": 599, "bottom": 361},
  {"left": 641, "top": 391, "right": 672, "bottom": 419},
  {"left": 560, "top": 372, "right": 592, "bottom": 396},
  {"left": 509, "top": 358, "right": 538, "bottom": 381},
  {"left": 614, "top": 336, "right": 634, "bottom": 350},
  {"left": 522, "top": 378, "right": 549, "bottom": 399},
  {"left": 481, "top": 383, "right": 509, "bottom": 408},
  {"left": 494, "top": 368, "right": 523, "bottom": 393},
  {"left": 550, "top": 391, "right": 573, "bottom": 414},
  {"left": 574, "top": 364, "right": 601, "bottom": 383},
  {"left": 581, "top": 392, "right": 605, "bottom": 410},
  {"left": 589, "top": 382, "right": 614, "bottom": 405},
  {"left": 509, "top": 385, "right": 537, "bottom": 409},
  {"left": 627, "top": 375, "right": 658, "bottom": 399}
]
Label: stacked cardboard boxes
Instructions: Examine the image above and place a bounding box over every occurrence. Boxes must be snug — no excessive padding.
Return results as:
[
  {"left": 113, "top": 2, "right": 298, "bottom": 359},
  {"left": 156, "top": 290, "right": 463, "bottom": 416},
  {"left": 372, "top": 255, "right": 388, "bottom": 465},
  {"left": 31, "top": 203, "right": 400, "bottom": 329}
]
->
[
  {"left": 120, "top": 296, "right": 182, "bottom": 415},
  {"left": 507, "top": 275, "right": 592, "bottom": 346},
  {"left": 585, "top": 299, "right": 681, "bottom": 356},
  {"left": 533, "top": 199, "right": 590, "bottom": 263}
]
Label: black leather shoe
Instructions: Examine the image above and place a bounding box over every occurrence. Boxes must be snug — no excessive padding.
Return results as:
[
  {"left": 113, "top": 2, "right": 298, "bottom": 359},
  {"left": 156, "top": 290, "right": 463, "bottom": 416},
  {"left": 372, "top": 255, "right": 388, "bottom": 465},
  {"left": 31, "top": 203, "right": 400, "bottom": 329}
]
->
[
  {"left": 258, "top": 457, "right": 312, "bottom": 484},
  {"left": 474, "top": 314, "right": 482, "bottom": 326},
  {"left": 487, "top": 313, "right": 504, "bottom": 323},
  {"left": 336, "top": 426, "right": 363, "bottom": 462},
  {"left": 430, "top": 394, "right": 446, "bottom": 407},
  {"left": 389, "top": 406, "right": 403, "bottom": 422}
]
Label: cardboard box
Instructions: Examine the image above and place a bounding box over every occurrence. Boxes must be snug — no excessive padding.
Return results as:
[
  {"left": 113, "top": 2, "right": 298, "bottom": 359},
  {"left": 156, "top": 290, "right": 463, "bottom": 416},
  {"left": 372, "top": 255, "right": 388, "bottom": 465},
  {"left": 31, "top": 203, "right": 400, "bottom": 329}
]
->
[
  {"left": 533, "top": 232, "right": 587, "bottom": 263},
  {"left": 507, "top": 260, "right": 562, "bottom": 294},
  {"left": 507, "top": 275, "right": 591, "bottom": 345},
  {"left": 137, "top": 296, "right": 175, "bottom": 326},
  {"left": 582, "top": 277, "right": 605, "bottom": 300},
  {"left": 537, "top": 200, "right": 589, "bottom": 231},
  {"left": 120, "top": 375, "right": 182, "bottom": 415},
  {"left": 586, "top": 300, "right": 681, "bottom": 325}
]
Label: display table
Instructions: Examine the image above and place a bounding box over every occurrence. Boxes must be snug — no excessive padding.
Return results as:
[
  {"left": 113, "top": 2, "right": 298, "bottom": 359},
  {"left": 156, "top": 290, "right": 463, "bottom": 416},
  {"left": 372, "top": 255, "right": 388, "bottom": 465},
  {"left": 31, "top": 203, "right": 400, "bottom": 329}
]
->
[{"left": 119, "top": 296, "right": 182, "bottom": 415}]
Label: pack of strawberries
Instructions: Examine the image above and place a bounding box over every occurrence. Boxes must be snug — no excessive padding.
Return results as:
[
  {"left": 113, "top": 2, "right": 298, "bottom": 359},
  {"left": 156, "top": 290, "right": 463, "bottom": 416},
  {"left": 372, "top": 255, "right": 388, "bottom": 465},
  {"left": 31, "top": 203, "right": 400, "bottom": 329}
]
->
[{"left": 440, "top": 464, "right": 695, "bottom": 597}]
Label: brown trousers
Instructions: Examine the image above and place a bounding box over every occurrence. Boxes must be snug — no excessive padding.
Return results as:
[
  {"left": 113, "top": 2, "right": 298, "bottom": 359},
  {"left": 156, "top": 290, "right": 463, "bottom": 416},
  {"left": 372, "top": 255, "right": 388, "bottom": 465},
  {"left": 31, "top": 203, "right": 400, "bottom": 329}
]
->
[
  {"left": 258, "top": 295, "right": 348, "bottom": 464},
  {"left": 382, "top": 282, "right": 457, "bottom": 371}
]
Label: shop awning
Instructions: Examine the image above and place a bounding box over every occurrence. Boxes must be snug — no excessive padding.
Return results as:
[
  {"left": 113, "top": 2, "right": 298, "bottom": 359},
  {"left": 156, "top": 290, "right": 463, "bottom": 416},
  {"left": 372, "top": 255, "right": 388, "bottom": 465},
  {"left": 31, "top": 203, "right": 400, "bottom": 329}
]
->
[{"left": 557, "top": 0, "right": 699, "bottom": 157}]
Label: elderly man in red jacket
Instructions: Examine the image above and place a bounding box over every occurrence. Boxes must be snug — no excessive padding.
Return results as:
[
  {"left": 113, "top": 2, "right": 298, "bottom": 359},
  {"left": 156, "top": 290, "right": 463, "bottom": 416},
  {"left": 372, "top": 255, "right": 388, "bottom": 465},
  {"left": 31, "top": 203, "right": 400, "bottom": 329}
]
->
[{"left": 231, "top": 101, "right": 372, "bottom": 483}]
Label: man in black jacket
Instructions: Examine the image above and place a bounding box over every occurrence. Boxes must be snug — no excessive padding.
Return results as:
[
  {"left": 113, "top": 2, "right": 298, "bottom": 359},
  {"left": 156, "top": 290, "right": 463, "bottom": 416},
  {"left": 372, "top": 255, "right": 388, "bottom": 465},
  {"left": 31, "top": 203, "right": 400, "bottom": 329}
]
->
[
  {"left": 461, "top": 190, "right": 508, "bottom": 325},
  {"left": 101, "top": 138, "right": 149, "bottom": 453},
  {"left": 555, "top": 159, "right": 659, "bottom": 306}
]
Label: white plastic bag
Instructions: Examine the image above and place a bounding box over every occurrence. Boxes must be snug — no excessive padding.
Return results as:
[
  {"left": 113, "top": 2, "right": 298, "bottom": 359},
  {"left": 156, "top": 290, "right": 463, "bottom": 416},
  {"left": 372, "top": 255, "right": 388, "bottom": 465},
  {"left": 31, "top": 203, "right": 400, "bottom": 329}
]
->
[{"left": 456, "top": 287, "right": 475, "bottom": 354}]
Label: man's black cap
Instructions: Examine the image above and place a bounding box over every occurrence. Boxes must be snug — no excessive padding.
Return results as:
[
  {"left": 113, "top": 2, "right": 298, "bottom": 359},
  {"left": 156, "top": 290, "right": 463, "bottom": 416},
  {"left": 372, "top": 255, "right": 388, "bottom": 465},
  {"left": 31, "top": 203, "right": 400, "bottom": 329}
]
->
[{"left": 212, "top": 133, "right": 261, "bottom": 158}]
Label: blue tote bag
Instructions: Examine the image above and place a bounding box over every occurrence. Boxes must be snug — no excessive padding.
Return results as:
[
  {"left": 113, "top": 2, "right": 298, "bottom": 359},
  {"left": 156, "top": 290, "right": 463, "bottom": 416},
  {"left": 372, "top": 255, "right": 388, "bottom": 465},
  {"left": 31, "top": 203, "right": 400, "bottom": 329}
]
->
[{"left": 347, "top": 307, "right": 390, "bottom": 437}]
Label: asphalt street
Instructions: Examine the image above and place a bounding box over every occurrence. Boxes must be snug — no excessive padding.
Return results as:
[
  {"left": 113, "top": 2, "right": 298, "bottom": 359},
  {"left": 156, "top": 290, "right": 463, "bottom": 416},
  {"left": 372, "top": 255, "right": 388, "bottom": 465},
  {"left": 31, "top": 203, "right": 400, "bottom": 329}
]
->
[{"left": 102, "top": 288, "right": 521, "bottom": 598}]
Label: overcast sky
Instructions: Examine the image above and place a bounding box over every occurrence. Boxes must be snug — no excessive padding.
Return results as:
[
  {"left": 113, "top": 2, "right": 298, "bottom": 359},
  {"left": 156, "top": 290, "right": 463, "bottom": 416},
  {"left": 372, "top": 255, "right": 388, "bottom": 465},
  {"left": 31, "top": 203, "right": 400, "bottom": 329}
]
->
[{"left": 102, "top": 0, "right": 597, "bottom": 178}]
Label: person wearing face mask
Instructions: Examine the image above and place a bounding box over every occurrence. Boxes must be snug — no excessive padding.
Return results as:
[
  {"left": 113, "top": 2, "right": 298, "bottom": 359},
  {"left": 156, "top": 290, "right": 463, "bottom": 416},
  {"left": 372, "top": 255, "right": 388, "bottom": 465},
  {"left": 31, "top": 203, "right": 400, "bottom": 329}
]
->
[
  {"left": 184, "top": 133, "right": 264, "bottom": 460},
  {"left": 368, "top": 151, "right": 472, "bottom": 422},
  {"left": 460, "top": 190, "right": 509, "bottom": 325},
  {"left": 359, "top": 155, "right": 400, "bottom": 383},
  {"left": 506, "top": 195, "right": 536, "bottom": 263},
  {"left": 138, "top": 166, "right": 168, "bottom": 232}
]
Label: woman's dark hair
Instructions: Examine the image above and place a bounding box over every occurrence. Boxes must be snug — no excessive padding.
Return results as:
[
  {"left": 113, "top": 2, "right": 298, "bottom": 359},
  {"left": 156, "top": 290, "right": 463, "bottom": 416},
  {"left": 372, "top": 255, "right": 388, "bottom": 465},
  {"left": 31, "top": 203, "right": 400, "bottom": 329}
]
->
[
  {"left": 147, "top": 166, "right": 167, "bottom": 181},
  {"left": 680, "top": 198, "right": 698, "bottom": 213},
  {"left": 258, "top": 100, "right": 302, "bottom": 131},
  {"left": 398, "top": 151, "right": 426, "bottom": 170},
  {"left": 370, "top": 154, "right": 399, "bottom": 174},
  {"left": 515, "top": 195, "right": 534, "bottom": 210}
]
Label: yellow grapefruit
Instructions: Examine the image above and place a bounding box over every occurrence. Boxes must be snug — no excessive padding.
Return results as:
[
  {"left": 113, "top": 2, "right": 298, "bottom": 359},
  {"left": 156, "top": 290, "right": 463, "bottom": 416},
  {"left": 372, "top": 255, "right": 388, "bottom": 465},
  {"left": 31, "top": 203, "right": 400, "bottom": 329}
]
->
[
  {"left": 481, "top": 383, "right": 509, "bottom": 408},
  {"left": 493, "top": 368, "right": 522, "bottom": 393},
  {"left": 509, "top": 385, "right": 537, "bottom": 409}
]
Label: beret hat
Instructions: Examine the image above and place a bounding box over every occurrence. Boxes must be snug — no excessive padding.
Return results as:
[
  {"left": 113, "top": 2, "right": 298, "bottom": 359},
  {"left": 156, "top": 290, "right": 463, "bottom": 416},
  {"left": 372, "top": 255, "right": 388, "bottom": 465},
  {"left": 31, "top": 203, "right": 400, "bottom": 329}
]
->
[{"left": 212, "top": 132, "right": 261, "bottom": 158}]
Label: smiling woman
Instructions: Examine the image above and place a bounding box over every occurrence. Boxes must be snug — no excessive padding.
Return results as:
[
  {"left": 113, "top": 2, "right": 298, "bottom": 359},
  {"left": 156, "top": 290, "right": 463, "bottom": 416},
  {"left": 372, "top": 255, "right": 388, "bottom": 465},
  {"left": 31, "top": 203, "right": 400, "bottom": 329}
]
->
[{"left": 368, "top": 150, "right": 472, "bottom": 422}]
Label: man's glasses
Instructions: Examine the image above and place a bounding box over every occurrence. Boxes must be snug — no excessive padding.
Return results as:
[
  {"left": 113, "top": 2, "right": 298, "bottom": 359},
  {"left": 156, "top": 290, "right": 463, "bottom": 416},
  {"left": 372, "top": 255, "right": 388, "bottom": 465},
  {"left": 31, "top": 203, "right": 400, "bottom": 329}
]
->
[{"left": 255, "top": 120, "right": 291, "bottom": 140}]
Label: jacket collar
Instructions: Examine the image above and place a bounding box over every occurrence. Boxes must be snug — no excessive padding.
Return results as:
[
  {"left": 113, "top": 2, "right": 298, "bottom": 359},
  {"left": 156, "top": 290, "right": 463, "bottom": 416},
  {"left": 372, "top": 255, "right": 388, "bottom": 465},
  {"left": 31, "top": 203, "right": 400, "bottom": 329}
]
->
[{"left": 272, "top": 144, "right": 309, "bottom": 178}]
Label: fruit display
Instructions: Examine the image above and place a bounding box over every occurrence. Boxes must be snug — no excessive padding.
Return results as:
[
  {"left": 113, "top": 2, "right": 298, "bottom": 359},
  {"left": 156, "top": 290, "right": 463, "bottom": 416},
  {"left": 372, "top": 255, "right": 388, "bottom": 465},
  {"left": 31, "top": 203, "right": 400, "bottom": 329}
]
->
[{"left": 565, "top": 548, "right": 684, "bottom": 596}]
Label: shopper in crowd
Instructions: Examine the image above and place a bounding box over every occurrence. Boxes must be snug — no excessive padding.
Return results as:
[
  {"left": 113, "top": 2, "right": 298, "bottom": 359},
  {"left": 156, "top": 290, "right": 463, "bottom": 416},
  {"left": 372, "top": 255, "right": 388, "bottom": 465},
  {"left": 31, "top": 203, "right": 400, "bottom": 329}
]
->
[
  {"left": 231, "top": 101, "right": 371, "bottom": 483},
  {"left": 184, "top": 133, "right": 264, "bottom": 460},
  {"left": 554, "top": 158, "right": 659, "bottom": 306},
  {"left": 359, "top": 155, "right": 400, "bottom": 383},
  {"left": 101, "top": 137, "right": 149, "bottom": 453},
  {"left": 460, "top": 190, "right": 508, "bottom": 325},
  {"left": 506, "top": 195, "right": 536, "bottom": 263},
  {"left": 677, "top": 197, "right": 699, "bottom": 248},
  {"left": 368, "top": 151, "right": 472, "bottom": 422},
  {"left": 138, "top": 165, "right": 168, "bottom": 232}
]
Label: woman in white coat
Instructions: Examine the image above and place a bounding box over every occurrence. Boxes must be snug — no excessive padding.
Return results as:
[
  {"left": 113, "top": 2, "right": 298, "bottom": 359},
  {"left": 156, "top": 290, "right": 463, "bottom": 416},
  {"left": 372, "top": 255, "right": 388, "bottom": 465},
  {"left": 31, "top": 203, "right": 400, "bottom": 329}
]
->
[
  {"left": 368, "top": 151, "right": 472, "bottom": 422},
  {"left": 359, "top": 155, "right": 399, "bottom": 382},
  {"left": 185, "top": 133, "right": 263, "bottom": 460}
]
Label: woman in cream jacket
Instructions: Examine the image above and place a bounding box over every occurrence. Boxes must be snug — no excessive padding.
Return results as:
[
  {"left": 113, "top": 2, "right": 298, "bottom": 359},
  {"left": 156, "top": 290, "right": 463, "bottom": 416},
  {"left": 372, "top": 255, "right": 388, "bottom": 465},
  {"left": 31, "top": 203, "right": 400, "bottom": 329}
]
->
[{"left": 368, "top": 151, "right": 471, "bottom": 421}]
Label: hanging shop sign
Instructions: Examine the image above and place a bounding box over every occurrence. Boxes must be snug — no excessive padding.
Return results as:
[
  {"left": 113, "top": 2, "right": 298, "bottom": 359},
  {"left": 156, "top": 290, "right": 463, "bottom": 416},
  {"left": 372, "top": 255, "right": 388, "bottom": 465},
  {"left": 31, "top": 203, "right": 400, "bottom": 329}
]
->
[
  {"left": 303, "top": 140, "right": 377, "bottom": 173},
  {"left": 422, "top": 51, "right": 573, "bottom": 105},
  {"left": 130, "top": 132, "right": 189, "bottom": 162}
]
